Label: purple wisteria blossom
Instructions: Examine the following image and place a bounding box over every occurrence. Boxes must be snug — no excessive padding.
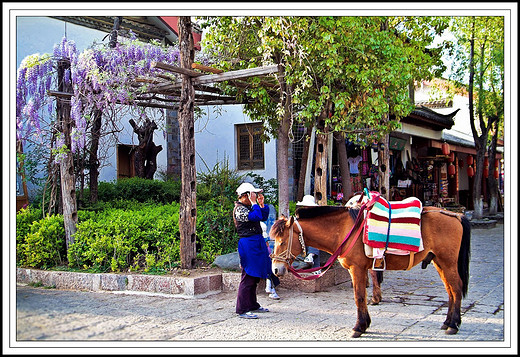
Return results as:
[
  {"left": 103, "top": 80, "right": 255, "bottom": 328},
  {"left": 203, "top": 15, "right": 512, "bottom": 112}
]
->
[{"left": 17, "top": 34, "right": 186, "bottom": 164}]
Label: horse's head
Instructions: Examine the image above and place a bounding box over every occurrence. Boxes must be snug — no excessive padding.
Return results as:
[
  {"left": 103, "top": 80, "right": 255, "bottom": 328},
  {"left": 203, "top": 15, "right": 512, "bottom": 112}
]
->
[{"left": 270, "top": 215, "right": 305, "bottom": 277}]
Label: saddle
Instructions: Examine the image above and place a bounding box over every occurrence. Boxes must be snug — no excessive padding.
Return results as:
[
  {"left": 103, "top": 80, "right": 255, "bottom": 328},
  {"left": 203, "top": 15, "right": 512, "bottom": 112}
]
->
[{"left": 363, "top": 196, "right": 424, "bottom": 265}]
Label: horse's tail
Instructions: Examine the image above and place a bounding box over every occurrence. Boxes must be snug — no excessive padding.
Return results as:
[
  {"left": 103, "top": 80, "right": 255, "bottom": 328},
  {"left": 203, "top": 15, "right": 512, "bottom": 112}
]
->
[{"left": 458, "top": 216, "right": 471, "bottom": 298}]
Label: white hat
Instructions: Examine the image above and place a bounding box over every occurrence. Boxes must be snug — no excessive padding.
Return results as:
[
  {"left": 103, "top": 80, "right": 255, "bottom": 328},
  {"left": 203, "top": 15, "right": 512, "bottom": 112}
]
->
[
  {"left": 236, "top": 182, "right": 263, "bottom": 196},
  {"left": 296, "top": 195, "right": 318, "bottom": 206}
]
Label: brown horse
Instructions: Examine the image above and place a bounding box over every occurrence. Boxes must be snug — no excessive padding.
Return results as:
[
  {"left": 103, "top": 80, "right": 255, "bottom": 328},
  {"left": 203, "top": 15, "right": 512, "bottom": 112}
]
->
[{"left": 270, "top": 203, "right": 471, "bottom": 338}]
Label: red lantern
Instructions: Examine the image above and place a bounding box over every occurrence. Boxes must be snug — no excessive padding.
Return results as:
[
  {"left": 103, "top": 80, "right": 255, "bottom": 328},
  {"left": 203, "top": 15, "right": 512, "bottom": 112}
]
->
[
  {"left": 494, "top": 168, "right": 499, "bottom": 179},
  {"left": 448, "top": 163, "right": 456, "bottom": 176},
  {"left": 484, "top": 157, "right": 489, "bottom": 168},
  {"left": 459, "top": 159, "right": 464, "bottom": 168},
  {"left": 467, "top": 166, "right": 474, "bottom": 177},
  {"left": 441, "top": 142, "right": 450, "bottom": 156},
  {"left": 448, "top": 152, "right": 455, "bottom": 162},
  {"left": 467, "top": 155, "right": 474, "bottom": 166},
  {"left": 495, "top": 160, "right": 499, "bottom": 168},
  {"left": 483, "top": 167, "right": 489, "bottom": 178}
]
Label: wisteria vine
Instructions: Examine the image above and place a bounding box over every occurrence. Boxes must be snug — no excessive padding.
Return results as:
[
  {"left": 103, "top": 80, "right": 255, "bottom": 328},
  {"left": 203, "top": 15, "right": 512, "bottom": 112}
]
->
[{"left": 16, "top": 31, "right": 197, "bottom": 163}]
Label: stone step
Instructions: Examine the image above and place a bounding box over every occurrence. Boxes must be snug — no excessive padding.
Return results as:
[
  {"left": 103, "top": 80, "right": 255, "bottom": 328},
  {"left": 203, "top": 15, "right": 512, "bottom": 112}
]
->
[{"left": 17, "top": 264, "right": 352, "bottom": 298}]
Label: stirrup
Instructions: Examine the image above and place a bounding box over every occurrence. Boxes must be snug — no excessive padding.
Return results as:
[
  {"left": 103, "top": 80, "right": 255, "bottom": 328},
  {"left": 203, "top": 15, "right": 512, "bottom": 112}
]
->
[{"left": 372, "top": 256, "right": 386, "bottom": 271}]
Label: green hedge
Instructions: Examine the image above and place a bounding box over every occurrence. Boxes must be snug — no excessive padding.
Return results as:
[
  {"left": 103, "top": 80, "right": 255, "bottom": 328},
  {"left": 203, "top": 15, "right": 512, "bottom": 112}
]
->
[
  {"left": 95, "top": 177, "right": 181, "bottom": 204},
  {"left": 16, "top": 165, "right": 280, "bottom": 273},
  {"left": 16, "top": 208, "right": 66, "bottom": 269},
  {"left": 67, "top": 202, "right": 181, "bottom": 273}
]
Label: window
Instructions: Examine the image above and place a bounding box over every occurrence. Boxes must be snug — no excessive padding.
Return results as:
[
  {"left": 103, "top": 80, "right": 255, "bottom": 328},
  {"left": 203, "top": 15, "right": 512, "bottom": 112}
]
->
[{"left": 236, "top": 123, "right": 264, "bottom": 170}]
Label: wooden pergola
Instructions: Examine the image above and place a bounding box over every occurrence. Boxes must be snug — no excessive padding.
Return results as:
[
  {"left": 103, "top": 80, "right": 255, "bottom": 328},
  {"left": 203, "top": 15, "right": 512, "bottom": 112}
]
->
[
  {"left": 128, "top": 17, "right": 280, "bottom": 268},
  {"left": 47, "top": 16, "right": 281, "bottom": 268}
]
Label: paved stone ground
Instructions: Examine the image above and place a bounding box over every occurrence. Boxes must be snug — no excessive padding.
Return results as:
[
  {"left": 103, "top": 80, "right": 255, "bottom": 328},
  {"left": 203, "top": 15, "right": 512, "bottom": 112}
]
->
[{"left": 10, "top": 223, "right": 516, "bottom": 354}]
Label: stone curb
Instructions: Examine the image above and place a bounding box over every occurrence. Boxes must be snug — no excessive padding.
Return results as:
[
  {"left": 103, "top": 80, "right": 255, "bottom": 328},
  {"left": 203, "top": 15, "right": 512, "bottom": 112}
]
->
[{"left": 16, "top": 264, "right": 351, "bottom": 297}]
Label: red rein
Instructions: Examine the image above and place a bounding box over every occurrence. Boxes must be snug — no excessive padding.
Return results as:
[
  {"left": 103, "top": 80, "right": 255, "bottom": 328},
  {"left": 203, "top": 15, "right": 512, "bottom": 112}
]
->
[{"left": 287, "top": 193, "right": 380, "bottom": 280}]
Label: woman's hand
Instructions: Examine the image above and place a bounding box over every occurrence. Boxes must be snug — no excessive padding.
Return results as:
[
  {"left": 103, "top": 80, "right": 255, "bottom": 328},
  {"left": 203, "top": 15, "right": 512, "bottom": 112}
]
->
[
  {"left": 248, "top": 192, "right": 257, "bottom": 205},
  {"left": 257, "top": 193, "right": 265, "bottom": 208}
]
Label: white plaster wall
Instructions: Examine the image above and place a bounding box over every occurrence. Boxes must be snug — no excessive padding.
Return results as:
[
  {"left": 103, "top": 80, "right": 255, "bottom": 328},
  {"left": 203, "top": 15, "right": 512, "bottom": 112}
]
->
[{"left": 194, "top": 104, "right": 277, "bottom": 180}]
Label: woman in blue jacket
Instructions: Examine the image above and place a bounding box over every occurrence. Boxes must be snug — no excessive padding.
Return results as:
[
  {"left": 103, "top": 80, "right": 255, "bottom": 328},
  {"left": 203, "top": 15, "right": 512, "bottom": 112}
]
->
[{"left": 233, "top": 182, "right": 272, "bottom": 319}]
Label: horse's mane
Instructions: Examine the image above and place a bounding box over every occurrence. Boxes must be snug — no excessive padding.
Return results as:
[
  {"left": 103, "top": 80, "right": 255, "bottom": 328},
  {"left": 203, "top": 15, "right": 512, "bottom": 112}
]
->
[
  {"left": 270, "top": 218, "right": 288, "bottom": 237},
  {"left": 295, "top": 205, "right": 348, "bottom": 219},
  {"left": 348, "top": 207, "right": 360, "bottom": 221}
]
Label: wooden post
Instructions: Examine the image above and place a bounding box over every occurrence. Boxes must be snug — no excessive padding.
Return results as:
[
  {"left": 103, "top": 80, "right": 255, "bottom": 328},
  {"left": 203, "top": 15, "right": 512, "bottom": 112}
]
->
[
  {"left": 178, "top": 16, "right": 197, "bottom": 269},
  {"left": 56, "top": 59, "right": 78, "bottom": 249},
  {"left": 378, "top": 133, "right": 390, "bottom": 200},
  {"left": 314, "top": 113, "right": 329, "bottom": 206},
  {"left": 334, "top": 131, "right": 352, "bottom": 203}
]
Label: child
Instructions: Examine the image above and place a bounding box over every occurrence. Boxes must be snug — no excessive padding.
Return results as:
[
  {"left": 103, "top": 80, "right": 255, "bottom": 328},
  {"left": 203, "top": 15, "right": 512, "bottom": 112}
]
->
[{"left": 261, "top": 221, "right": 280, "bottom": 300}]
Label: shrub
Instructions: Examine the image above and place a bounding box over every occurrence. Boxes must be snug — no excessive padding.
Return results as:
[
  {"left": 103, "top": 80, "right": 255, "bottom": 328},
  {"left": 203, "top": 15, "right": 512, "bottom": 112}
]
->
[
  {"left": 67, "top": 202, "right": 180, "bottom": 272},
  {"left": 197, "top": 156, "right": 245, "bottom": 205},
  {"left": 92, "top": 177, "right": 181, "bottom": 204},
  {"left": 16, "top": 207, "right": 44, "bottom": 247},
  {"left": 19, "top": 214, "right": 66, "bottom": 269},
  {"left": 196, "top": 198, "right": 239, "bottom": 262}
]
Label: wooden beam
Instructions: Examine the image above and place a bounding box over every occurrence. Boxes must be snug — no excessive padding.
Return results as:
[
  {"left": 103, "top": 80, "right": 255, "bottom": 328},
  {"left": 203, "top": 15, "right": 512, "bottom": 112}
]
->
[
  {"left": 135, "top": 102, "right": 179, "bottom": 110},
  {"left": 193, "top": 65, "right": 279, "bottom": 85},
  {"left": 47, "top": 90, "right": 73, "bottom": 98},
  {"left": 151, "top": 61, "right": 204, "bottom": 77},
  {"left": 149, "top": 64, "right": 280, "bottom": 92},
  {"left": 191, "top": 62, "right": 224, "bottom": 74}
]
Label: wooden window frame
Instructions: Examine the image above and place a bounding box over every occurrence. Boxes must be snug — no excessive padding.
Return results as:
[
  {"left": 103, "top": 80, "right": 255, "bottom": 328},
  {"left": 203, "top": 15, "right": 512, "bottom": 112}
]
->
[{"left": 236, "top": 123, "right": 265, "bottom": 170}]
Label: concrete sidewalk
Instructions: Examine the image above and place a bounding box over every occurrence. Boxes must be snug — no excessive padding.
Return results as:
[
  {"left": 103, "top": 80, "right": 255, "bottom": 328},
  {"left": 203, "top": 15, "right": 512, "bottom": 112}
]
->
[{"left": 11, "top": 223, "right": 513, "bottom": 353}]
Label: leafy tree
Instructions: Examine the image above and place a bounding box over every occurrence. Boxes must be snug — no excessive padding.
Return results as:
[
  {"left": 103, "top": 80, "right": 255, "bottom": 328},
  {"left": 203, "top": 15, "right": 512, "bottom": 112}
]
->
[
  {"left": 449, "top": 16, "right": 504, "bottom": 218},
  {"left": 200, "top": 16, "right": 449, "bottom": 208}
]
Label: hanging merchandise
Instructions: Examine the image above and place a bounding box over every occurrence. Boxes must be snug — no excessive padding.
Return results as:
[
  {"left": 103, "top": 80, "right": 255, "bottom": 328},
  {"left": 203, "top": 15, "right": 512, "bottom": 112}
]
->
[
  {"left": 361, "top": 162, "right": 369, "bottom": 176},
  {"left": 362, "top": 148, "right": 369, "bottom": 161}
]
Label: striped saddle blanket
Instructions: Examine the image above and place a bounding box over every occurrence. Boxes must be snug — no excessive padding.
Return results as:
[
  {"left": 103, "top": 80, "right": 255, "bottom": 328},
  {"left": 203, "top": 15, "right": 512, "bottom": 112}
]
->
[{"left": 363, "top": 196, "right": 423, "bottom": 252}]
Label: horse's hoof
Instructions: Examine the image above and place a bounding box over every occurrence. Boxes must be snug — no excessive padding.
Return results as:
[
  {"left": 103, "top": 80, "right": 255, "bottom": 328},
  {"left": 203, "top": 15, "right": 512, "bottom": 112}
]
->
[
  {"left": 351, "top": 330, "right": 363, "bottom": 338},
  {"left": 445, "top": 327, "right": 458, "bottom": 335},
  {"left": 369, "top": 298, "right": 380, "bottom": 305},
  {"left": 440, "top": 324, "right": 449, "bottom": 330}
]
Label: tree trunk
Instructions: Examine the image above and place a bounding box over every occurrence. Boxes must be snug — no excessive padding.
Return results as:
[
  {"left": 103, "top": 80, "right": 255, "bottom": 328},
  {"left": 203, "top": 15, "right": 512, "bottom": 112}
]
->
[
  {"left": 57, "top": 59, "right": 78, "bottom": 249},
  {"left": 487, "top": 120, "right": 500, "bottom": 214},
  {"left": 296, "top": 126, "right": 312, "bottom": 202},
  {"left": 89, "top": 109, "right": 102, "bottom": 203},
  {"left": 333, "top": 131, "right": 352, "bottom": 203},
  {"left": 129, "top": 118, "right": 163, "bottom": 179},
  {"left": 275, "top": 60, "right": 292, "bottom": 217},
  {"left": 89, "top": 16, "right": 122, "bottom": 203},
  {"left": 178, "top": 16, "right": 197, "bottom": 269}
]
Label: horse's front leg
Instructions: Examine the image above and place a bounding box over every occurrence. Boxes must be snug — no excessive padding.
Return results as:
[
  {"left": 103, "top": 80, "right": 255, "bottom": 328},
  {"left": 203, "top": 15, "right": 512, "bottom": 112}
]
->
[{"left": 349, "top": 265, "right": 371, "bottom": 338}]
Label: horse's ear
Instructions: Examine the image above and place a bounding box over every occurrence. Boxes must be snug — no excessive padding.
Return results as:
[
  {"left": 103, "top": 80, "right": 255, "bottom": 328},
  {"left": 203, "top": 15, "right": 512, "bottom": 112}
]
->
[{"left": 286, "top": 216, "right": 294, "bottom": 227}]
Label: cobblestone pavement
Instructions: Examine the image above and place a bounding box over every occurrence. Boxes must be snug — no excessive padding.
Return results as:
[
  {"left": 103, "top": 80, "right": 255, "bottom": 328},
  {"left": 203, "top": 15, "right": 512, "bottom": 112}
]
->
[{"left": 10, "top": 223, "right": 516, "bottom": 354}]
